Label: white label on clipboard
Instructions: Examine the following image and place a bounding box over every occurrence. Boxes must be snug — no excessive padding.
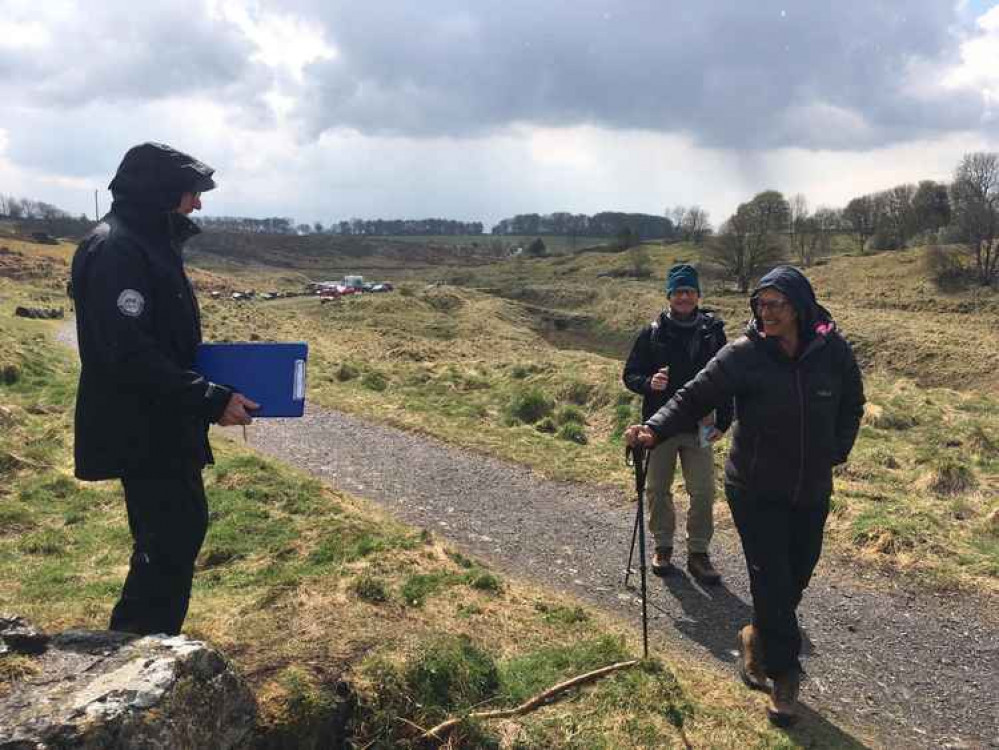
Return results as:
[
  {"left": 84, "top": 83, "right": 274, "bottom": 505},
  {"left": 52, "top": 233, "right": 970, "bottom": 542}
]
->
[{"left": 293, "top": 359, "right": 306, "bottom": 401}]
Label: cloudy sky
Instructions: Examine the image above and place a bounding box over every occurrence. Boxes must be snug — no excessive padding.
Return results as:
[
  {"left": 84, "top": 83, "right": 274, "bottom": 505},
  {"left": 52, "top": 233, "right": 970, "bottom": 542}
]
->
[{"left": 1, "top": 0, "right": 998, "bottom": 230}]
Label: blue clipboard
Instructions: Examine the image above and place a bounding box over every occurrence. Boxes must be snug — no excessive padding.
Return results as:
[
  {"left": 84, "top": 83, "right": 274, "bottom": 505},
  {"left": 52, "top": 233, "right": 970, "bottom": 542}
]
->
[{"left": 195, "top": 342, "right": 308, "bottom": 418}]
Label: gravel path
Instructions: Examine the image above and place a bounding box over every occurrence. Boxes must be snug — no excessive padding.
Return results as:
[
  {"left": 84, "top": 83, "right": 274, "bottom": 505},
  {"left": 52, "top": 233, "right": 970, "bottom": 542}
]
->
[
  {"left": 54, "top": 323, "right": 997, "bottom": 748},
  {"left": 245, "top": 409, "right": 998, "bottom": 750}
]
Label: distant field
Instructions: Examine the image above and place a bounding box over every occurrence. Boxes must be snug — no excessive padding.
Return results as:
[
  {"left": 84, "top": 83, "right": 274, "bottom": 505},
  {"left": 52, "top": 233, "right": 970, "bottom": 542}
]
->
[{"left": 389, "top": 233, "right": 611, "bottom": 254}]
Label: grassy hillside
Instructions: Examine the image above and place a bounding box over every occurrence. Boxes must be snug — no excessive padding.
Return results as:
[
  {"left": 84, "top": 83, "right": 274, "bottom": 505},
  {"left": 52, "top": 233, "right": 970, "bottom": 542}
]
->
[
  {"left": 180, "top": 236, "right": 998, "bottom": 592},
  {"left": 4, "top": 231, "right": 995, "bottom": 592},
  {"left": 0, "top": 248, "right": 854, "bottom": 748}
]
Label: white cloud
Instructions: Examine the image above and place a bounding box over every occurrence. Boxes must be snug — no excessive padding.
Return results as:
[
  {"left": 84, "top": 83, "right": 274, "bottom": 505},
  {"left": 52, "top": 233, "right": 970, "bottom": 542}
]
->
[{"left": 0, "top": 1, "right": 998, "bottom": 229}]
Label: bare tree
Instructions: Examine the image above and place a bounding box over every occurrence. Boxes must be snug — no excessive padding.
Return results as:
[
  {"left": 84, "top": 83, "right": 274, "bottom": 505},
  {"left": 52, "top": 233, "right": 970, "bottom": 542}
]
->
[
  {"left": 950, "top": 151, "right": 999, "bottom": 286},
  {"left": 682, "top": 206, "right": 712, "bottom": 244},
  {"left": 788, "top": 193, "right": 810, "bottom": 266},
  {"left": 878, "top": 184, "right": 917, "bottom": 249},
  {"left": 843, "top": 196, "right": 877, "bottom": 254},
  {"left": 706, "top": 191, "right": 788, "bottom": 292}
]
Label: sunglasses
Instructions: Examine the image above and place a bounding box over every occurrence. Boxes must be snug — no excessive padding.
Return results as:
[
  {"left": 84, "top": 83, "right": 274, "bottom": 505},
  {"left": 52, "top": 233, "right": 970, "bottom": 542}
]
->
[{"left": 753, "top": 298, "right": 791, "bottom": 314}]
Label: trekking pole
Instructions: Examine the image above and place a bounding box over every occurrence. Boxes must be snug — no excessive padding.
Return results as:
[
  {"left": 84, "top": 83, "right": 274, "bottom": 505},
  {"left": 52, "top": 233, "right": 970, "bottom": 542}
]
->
[
  {"left": 625, "top": 443, "right": 650, "bottom": 659},
  {"left": 623, "top": 494, "right": 642, "bottom": 589}
]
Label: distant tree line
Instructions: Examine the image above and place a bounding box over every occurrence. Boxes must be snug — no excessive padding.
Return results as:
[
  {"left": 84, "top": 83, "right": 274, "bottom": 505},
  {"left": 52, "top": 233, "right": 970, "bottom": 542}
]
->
[
  {"left": 0, "top": 193, "right": 93, "bottom": 238},
  {"left": 196, "top": 216, "right": 297, "bottom": 234},
  {"left": 328, "top": 218, "right": 483, "bottom": 236},
  {"left": 491, "top": 211, "right": 672, "bottom": 240},
  {"left": 707, "top": 151, "right": 999, "bottom": 289},
  {"left": 196, "top": 216, "right": 484, "bottom": 237}
]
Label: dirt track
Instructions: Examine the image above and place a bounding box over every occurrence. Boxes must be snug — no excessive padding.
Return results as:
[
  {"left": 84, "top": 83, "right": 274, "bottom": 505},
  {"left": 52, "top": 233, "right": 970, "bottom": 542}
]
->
[{"left": 243, "top": 408, "right": 998, "bottom": 750}]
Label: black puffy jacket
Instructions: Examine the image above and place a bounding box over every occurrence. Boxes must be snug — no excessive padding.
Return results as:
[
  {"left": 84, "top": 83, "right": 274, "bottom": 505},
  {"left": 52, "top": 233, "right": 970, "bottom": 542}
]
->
[
  {"left": 623, "top": 309, "right": 733, "bottom": 431},
  {"left": 645, "top": 268, "right": 865, "bottom": 503},
  {"left": 70, "top": 144, "right": 230, "bottom": 480}
]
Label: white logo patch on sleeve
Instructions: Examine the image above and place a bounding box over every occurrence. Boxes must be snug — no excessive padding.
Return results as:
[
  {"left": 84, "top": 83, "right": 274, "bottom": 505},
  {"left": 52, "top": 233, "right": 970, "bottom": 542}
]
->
[{"left": 116, "top": 289, "right": 146, "bottom": 318}]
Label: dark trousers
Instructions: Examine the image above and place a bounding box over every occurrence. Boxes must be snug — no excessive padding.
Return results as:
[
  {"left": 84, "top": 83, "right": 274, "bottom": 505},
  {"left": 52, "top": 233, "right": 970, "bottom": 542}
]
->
[
  {"left": 109, "top": 471, "right": 208, "bottom": 636},
  {"left": 726, "top": 484, "right": 829, "bottom": 678}
]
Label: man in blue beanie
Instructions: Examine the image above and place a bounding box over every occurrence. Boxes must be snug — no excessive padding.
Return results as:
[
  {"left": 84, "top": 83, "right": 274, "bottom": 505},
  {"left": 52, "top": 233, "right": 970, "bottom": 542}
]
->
[{"left": 622, "top": 263, "right": 733, "bottom": 583}]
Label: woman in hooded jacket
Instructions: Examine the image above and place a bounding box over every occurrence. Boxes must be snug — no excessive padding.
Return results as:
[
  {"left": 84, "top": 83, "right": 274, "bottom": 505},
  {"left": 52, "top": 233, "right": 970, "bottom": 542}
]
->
[{"left": 625, "top": 265, "right": 865, "bottom": 726}]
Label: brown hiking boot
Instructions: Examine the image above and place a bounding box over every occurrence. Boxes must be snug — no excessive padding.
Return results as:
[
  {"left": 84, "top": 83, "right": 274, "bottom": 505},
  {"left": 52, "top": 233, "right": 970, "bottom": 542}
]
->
[
  {"left": 651, "top": 548, "right": 673, "bottom": 577},
  {"left": 737, "top": 625, "right": 768, "bottom": 692},
  {"left": 687, "top": 552, "right": 721, "bottom": 585},
  {"left": 767, "top": 668, "right": 801, "bottom": 727}
]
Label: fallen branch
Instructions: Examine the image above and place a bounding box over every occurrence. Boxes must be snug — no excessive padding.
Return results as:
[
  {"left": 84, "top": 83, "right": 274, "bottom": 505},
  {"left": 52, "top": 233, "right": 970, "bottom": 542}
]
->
[{"left": 421, "top": 659, "right": 640, "bottom": 742}]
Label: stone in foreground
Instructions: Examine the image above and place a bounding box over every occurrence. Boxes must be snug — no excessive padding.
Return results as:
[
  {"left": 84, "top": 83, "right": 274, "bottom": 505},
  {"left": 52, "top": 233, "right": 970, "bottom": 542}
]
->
[{"left": 0, "top": 618, "right": 256, "bottom": 750}]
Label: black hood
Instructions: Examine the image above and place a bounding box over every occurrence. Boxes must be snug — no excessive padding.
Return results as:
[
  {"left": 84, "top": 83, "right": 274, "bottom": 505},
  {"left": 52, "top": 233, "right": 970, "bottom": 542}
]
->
[
  {"left": 749, "top": 265, "right": 835, "bottom": 341},
  {"left": 108, "top": 142, "right": 216, "bottom": 212}
]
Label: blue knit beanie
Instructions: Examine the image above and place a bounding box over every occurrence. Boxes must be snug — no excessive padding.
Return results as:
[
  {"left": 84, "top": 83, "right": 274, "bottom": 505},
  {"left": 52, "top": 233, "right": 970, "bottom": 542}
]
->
[{"left": 666, "top": 263, "right": 700, "bottom": 296}]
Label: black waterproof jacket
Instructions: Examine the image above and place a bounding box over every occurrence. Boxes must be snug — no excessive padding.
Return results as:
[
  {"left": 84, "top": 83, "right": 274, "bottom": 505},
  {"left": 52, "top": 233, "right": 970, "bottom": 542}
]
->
[
  {"left": 71, "top": 144, "right": 230, "bottom": 480},
  {"left": 645, "top": 268, "right": 865, "bottom": 503},
  {"left": 623, "top": 309, "right": 733, "bottom": 431}
]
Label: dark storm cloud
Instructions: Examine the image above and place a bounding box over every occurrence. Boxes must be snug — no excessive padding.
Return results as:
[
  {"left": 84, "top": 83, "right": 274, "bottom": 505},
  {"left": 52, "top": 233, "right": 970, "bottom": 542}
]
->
[
  {"left": 297, "top": 0, "right": 987, "bottom": 149},
  {"left": 0, "top": 2, "right": 255, "bottom": 108}
]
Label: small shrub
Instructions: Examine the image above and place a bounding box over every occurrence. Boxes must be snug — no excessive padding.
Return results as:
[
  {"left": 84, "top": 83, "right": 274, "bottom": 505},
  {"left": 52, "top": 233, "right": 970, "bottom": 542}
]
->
[
  {"left": 558, "top": 380, "right": 593, "bottom": 405},
  {"left": 404, "top": 635, "right": 500, "bottom": 714},
  {"left": 535, "top": 416, "right": 557, "bottom": 434},
  {"left": 468, "top": 571, "right": 503, "bottom": 593},
  {"left": 924, "top": 244, "right": 973, "bottom": 289},
  {"left": 535, "top": 602, "right": 589, "bottom": 625},
  {"left": 557, "top": 422, "right": 588, "bottom": 444},
  {"left": 851, "top": 508, "right": 937, "bottom": 554},
  {"left": 1, "top": 365, "right": 19, "bottom": 385},
  {"left": 864, "top": 402, "right": 918, "bottom": 431},
  {"left": 200, "top": 545, "right": 241, "bottom": 568},
  {"left": 334, "top": 362, "right": 359, "bottom": 381},
  {"left": 555, "top": 404, "right": 586, "bottom": 426},
  {"left": 868, "top": 446, "right": 900, "bottom": 469},
  {"left": 401, "top": 572, "right": 458, "bottom": 607},
  {"left": 508, "top": 388, "right": 554, "bottom": 424},
  {"left": 446, "top": 550, "right": 475, "bottom": 569},
  {"left": 352, "top": 574, "right": 389, "bottom": 603},
  {"left": 510, "top": 365, "right": 531, "bottom": 379},
  {"left": 18, "top": 528, "right": 69, "bottom": 556},
  {"left": 923, "top": 459, "right": 977, "bottom": 495},
  {"left": 967, "top": 424, "right": 998, "bottom": 460},
  {"left": 360, "top": 371, "right": 387, "bottom": 391}
]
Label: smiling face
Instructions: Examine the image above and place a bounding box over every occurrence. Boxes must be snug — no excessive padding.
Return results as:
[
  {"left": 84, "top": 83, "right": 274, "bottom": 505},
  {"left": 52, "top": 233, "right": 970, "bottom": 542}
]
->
[
  {"left": 668, "top": 286, "right": 700, "bottom": 317},
  {"left": 753, "top": 287, "right": 798, "bottom": 339}
]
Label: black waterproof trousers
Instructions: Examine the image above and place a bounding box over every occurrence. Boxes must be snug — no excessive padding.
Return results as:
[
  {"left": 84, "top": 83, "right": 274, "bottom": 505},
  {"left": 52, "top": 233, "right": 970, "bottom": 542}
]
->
[
  {"left": 726, "top": 485, "right": 829, "bottom": 678},
  {"left": 109, "top": 472, "right": 209, "bottom": 636}
]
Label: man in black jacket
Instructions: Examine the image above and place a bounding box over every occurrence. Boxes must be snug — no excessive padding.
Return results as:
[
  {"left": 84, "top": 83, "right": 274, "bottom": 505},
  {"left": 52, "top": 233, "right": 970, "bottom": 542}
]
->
[
  {"left": 71, "top": 142, "right": 258, "bottom": 636},
  {"left": 623, "top": 263, "right": 732, "bottom": 584},
  {"left": 625, "top": 266, "right": 865, "bottom": 726}
]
